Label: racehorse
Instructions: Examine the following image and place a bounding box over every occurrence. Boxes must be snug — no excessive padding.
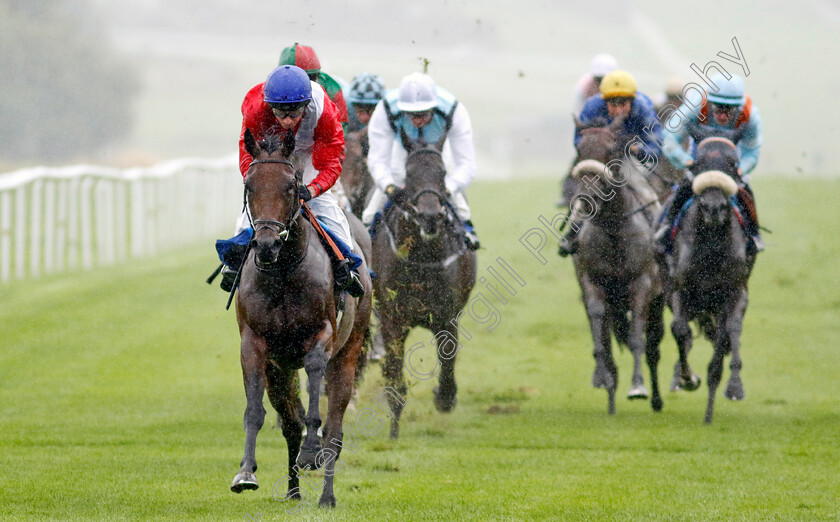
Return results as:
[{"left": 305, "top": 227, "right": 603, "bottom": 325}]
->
[
  {"left": 371, "top": 131, "right": 477, "bottom": 438},
  {"left": 568, "top": 115, "right": 665, "bottom": 415},
  {"left": 341, "top": 127, "right": 375, "bottom": 219},
  {"left": 662, "top": 137, "right": 756, "bottom": 424},
  {"left": 229, "top": 130, "right": 372, "bottom": 508}
]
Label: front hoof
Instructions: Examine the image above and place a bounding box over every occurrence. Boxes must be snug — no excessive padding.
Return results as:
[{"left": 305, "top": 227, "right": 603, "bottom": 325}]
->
[
  {"left": 679, "top": 373, "right": 701, "bottom": 392},
  {"left": 651, "top": 396, "right": 664, "bottom": 412},
  {"left": 724, "top": 381, "right": 745, "bottom": 401},
  {"left": 319, "top": 494, "right": 337, "bottom": 508},
  {"left": 627, "top": 385, "right": 649, "bottom": 400},
  {"left": 296, "top": 444, "right": 323, "bottom": 470},
  {"left": 592, "top": 369, "right": 614, "bottom": 390},
  {"left": 433, "top": 386, "right": 457, "bottom": 413},
  {"left": 230, "top": 472, "right": 259, "bottom": 493}
]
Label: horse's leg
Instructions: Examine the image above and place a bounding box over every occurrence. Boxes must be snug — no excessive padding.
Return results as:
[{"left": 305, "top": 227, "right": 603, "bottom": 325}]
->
[
  {"left": 265, "top": 364, "right": 305, "bottom": 501},
  {"left": 582, "top": 277, "right": 615, "bottom": 414},
  {"left": 433, "top": 323, "right": 459, "bottom": 413},
  {"left": 318, "top": 337, "right": 363, "bottom": 508},
  {"left": 670, "top": 293, "right": 701, "bottom": 392},
  {"left": 645, "top": 293, "right": 665, "bottom": 412},
  {"left": 705, "top": 313, "right": 730, "bottom": 424},
  {"left": 231, "top": 328, "right": 268, "bottom": 493},
  {"left": 723, "top": 289, "right": 748, "bottom": 402},
  {"left": 627, "top": 276, "right": 653, "bottom": 401},
  {"left": 297, "top": 325, "right": 332, "bottom": 470},
  {"left": 381, "top": 319, "right": 410, "bottom": 439}
]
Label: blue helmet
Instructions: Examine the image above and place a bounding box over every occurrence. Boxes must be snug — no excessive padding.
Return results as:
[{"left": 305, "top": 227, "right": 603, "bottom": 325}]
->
[
  {"left": 264, "top": 65, "right": 312, "bottom": 106},
  {"left": 348, "top": 73, "right": 386, "bottom": 105},
  {"left": 706, "top": 74, "right": 745, "bottom": 106}
]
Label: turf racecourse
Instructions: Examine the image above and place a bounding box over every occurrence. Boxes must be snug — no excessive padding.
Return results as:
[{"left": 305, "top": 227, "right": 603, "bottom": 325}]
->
[{"left": 1, "top": 177, "right": 838, "bottom": 521}]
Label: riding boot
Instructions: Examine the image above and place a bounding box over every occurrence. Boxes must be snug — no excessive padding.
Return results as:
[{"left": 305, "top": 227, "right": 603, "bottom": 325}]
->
[
  {"left": 219, "top": 242, "right": 248, "bottom": 292},
  {"left": 557, "top": 226, "right": 580, "bottom": 257},
  {"left": 334, "top": 258, "right": 365, "bottom": 297},
  {"left": 738, "top": 184, "right": 764, "bottom": 253},
  {"left": 464, "top": 220, "right": 481, "bottom": 250},
  {"left": 655, "top": 177, "right": 693, "bottom": 254}
]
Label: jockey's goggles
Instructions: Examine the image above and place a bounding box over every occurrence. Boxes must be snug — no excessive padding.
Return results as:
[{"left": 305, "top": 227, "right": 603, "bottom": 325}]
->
[
  {"left": 406, "top": 110, "right": 432, "bottom": 120},
  {"left": 709, "top": 102, "right": 738, "bottom": 114},
  {"left": 272, "top": 107, "right": 306, "bottom": 120}
]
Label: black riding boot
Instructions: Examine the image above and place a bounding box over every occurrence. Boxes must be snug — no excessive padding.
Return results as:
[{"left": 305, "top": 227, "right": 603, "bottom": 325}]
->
[
  {"left": 558, "top": 226, "right": 580, "bottom": 257},
  {"left": 334, "top": 258, "right": 365, "bottom": 297},
  {"left": 220, "top": 243, "right": 248, "bottom": 292},
  {"left": 655, "top": 177, "right": 693, "bottom": 254},
  {"left": 464, "top": 220, "right": 480, "bottom": 250}
]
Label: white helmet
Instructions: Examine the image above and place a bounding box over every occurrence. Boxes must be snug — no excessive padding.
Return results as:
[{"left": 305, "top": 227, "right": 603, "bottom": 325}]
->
[
  {"left": 590, "top": 54, "right": 618, "bottom": 78},
  {"left": 397, "top": 73, "right": 437, "bottom": 112}
]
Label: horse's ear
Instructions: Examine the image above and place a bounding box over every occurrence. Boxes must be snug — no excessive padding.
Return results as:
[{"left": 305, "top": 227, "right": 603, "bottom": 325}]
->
[
  {"left": 731, "top": 124, "right": 747, "bottom": 145},
  {"left": 281, "top": 130, "right": 296, "bottom": 158},
  {"left": 573, "top": 113, "right": 584, "bottom": 130},
  {"left": 608, "top": 114, "right": 625, "bottom": 132},
  {"left": 244, "top": 129, "right": 259, "bottom": 158}
]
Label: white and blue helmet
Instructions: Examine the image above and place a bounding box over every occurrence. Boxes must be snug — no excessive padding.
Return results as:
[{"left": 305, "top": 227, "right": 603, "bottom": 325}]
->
[
  {"left": 706, "top": 74, "right": 745, "bottom": 106},
  {"left": 348, "top": 73, "right": 386, "bottom": 105}
]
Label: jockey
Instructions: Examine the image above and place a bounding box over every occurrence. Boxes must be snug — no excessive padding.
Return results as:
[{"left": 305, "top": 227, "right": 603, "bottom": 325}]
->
[
  {"left": 219, "top": 65, "right": 364, "bottom": 297},
  {"left": 362, "top": 72, "right": 480, "bottom": 250},
  {"left": 558, "top": 70, "right": 664, "bottom": 257},
  {"left": 278, "top": 43, "right": 349, "bottom": 135},
  {"left": 573, "top": 54, "right": 618, "bottom": 114},
  {"left": 657, "top": 73, "right": 764, "bottom": 253},
  {"left": 344, "top": 73, "right": 386, "bottom": 132}
]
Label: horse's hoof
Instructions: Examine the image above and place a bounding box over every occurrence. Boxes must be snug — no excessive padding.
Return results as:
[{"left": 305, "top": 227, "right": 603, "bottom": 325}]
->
[
  {"left": 296, "top": 444, "right": 323, "bottom": 470},
  {"left": 651, "top": 396, "right": 664, "bottom": 412},
  {"left": 679, "top": 374, "right": 701, "bottom": 392},
  {"left": 230, "top": 472, "right": 259, "bottom": 493},
  {"left": 627, "top": 385, "right": 649, "bottom": 400},
  {"left": 724, "top": 383, "right": 745, "bottom": 401},
  {"left": 669, "top": 376, "right": 680, "bottom": 392},
  {"left": 433, "top": 386, "right": 457, "bottom": 413},
  {"left": 592, "top": 369, "right": 614, "bottom": 390},
  {"left": 319, "top": 494, "right": 337, "bottom": 508}
]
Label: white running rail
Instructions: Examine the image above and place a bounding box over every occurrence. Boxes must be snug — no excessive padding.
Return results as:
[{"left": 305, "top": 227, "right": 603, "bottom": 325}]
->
[{"left": 0, "top": 155, "right": 241, "bottom": 284}]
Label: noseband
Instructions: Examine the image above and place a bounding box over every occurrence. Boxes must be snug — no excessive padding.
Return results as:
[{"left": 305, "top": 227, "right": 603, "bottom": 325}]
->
[{"left": 245, "top": 158, "right": 303, "bottom": 270}]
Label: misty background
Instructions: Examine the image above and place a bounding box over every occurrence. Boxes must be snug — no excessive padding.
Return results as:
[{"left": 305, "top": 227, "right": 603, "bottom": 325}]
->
[{"left": 1, "top": 0, "right": 836, "bottom": 177}]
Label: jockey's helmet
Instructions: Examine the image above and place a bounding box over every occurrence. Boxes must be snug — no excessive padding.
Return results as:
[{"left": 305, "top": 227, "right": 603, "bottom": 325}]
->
[
  {"left": 600, "top": 70, "right": 637, "bottom": 99},
  {"left": 397, "top": 73, "right": 437, "bottom": 112},
  {"left": 264, "top": 66, "right": 312, "bottom": 107},
  {"left": 590, "top": 54, "right": 618, "bottom": 78},
  {"left": 348, "top": 73, "right": 386, "bottom": 105},
  {"left": 706, "top": 74, "right": 745, "bottom": 106},
  {"left": 278, "top": 43, "right": 321, "bottom": 75}
]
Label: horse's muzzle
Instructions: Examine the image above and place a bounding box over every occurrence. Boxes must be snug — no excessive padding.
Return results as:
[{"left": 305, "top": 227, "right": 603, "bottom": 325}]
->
[{"left": 252, "top": 236, "right": 283, "bottom": 267}]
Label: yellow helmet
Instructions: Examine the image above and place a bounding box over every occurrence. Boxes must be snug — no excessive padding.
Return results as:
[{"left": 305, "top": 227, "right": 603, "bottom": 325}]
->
[{"left": 600, "top": 70, "right": 637, "bottom": 99}]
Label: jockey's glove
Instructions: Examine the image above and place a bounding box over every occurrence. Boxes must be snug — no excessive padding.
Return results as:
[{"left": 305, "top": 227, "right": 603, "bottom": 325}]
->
[
  {"left": 385, "top": 184, "right": 409, "bottom": 205},
  {"left": 297, "top": 182, "right": 313, "bottom": 202}
]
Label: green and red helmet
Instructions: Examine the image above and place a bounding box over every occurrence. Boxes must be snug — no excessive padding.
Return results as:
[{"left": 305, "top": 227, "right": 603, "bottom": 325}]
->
[{"left": 278, "top": 43, "right": 321, "bottom": 75}]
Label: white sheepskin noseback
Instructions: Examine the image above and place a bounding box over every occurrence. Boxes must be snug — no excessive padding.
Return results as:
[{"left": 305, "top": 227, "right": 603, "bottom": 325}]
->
[
  {"left": 571, "top": 159, "right": 608, "bottom": 179},
  {"left": 692, "top": 171, "right": 738, "bottom": 196}
]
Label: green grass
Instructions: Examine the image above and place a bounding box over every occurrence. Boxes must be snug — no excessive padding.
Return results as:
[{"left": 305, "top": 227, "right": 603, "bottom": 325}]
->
[{"left": 1, "top": 177, "right": 838, "bottom": 520}]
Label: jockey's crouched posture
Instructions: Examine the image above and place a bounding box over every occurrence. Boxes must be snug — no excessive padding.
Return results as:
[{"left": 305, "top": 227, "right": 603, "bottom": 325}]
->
[
  {"left": 657, "top": 73, "right": 764, "bottom": 254},
  {"left": 219, "top": 65, "right": 364, "bottom": 297},
  {"left": 361, "top": 72, "right": 480, "bottom": 251},
  {"left": 558, "top": 70, "right": 664, "bottom": 256}
]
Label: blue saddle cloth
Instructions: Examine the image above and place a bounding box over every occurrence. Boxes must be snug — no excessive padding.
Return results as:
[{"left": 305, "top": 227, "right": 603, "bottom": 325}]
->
[{"left": 215, "top": 222, "right": 363, "bottom": 271}]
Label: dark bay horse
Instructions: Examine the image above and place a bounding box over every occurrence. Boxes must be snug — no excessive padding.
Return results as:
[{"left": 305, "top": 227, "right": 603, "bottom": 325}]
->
[
  {"left": 341, "top": 127, "right": 374, "bottom": 220},
  {"left": 371, "top": 133, "right": 476, "bottom": 438},
  {"left": 569, "top": 116, "right": 665, "bottom": 415},
  {"left": 663, "top": 137, "right": 756, "bottom": 424},
  {"left": 229, "top": 130, "right": 372, "bottom": 508}
]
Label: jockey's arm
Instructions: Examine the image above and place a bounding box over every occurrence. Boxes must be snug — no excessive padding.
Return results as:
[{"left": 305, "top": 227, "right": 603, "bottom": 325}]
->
[
  {"left": 738, "top": 106, "right": 762, "bottom": 176},
  {"left": 444, "top": 103, "right": 477, "bottom": 194},
  {"left": 309, "top": 95, "right": 345, "bottom": 196},
  {"left": 366, "top": 101, "right": 398, "bottom": 191},
  {"left": 238, "top": 84, "right": 268, "bottom": 178},
  {"left": 661, "top": 105, "right": 695, "bottom": 170}
]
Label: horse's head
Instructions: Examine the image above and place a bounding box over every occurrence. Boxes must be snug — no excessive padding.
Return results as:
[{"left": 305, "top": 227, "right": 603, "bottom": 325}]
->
[
  {"left": 243, "top": 129, "right": 300, "bottom": 269},
  {"left": 574, "top": 114, "right": 627, "bottom": 166},
  {"left": 694, "top": 137, "right": 740, "bottom": 178},
  {"left": 691, "top": 170, "right": 738, "bottom": 229},
  {"left": 399, "top": 130, "right": 451, "bottom": 239}
]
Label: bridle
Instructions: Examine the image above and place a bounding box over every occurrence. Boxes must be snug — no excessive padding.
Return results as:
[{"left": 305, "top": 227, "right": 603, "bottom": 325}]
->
[{"left": 244, "top": 157, "right": 305, "bottom": 272}]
